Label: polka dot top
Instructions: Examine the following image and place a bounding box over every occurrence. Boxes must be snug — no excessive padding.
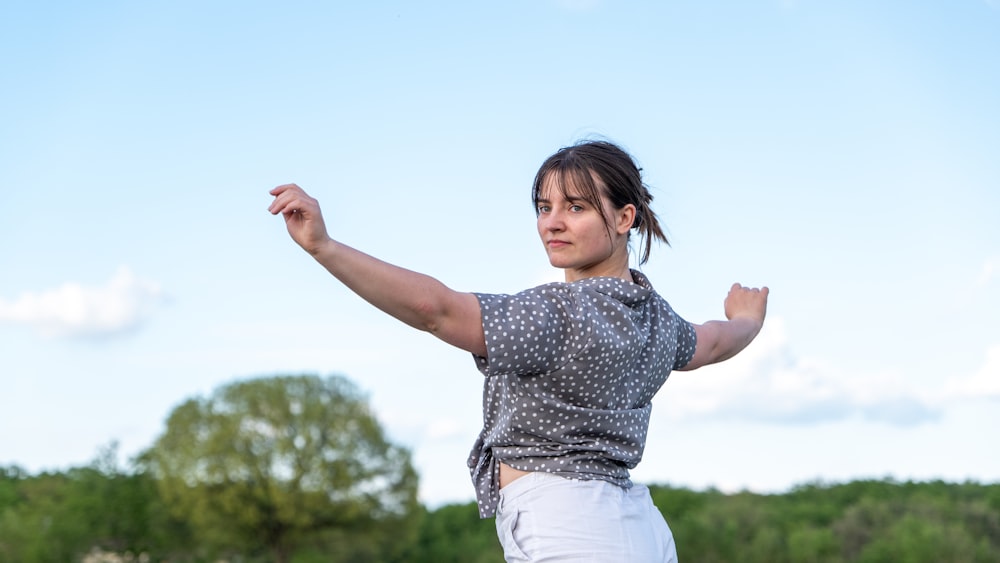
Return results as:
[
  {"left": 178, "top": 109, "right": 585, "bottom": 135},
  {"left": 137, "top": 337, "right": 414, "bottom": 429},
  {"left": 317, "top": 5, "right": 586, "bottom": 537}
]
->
[{"left": 467, "top": 269, "right": 697, "bottom": 518}]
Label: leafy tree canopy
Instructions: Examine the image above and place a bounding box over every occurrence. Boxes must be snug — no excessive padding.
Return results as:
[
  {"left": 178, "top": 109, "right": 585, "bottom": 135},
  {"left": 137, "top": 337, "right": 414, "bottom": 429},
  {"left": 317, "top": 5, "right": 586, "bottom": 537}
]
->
[{"left": 143, "top": 374, "right": 420, "bottom": 563}]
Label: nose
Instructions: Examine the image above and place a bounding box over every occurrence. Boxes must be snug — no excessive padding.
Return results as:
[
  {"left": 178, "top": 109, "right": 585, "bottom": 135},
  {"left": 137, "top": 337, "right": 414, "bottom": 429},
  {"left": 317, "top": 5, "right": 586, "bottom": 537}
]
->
[{"left": 540, "top": 209, "right": 565, "bottom": 232}]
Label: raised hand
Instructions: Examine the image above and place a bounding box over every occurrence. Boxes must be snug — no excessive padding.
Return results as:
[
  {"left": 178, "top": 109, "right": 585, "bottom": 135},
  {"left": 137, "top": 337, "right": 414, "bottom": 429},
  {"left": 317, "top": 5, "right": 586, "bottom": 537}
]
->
[
  {"left": 723, "top": 283, "right": 769, "bottom": 325},
  {"left": 268, "top": 183, "right": 332, "bottom": 256}
]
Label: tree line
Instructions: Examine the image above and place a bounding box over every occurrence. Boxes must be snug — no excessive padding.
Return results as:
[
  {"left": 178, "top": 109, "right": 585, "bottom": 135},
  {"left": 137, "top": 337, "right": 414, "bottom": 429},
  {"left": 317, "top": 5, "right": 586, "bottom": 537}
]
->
[{"left": 1, "top": 374, "right": 998, "bottom": 562}]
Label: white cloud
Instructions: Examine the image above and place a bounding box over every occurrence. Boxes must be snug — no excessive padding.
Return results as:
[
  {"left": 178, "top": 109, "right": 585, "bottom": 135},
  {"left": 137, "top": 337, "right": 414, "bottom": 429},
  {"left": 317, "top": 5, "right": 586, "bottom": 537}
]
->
[
  {"left": 0, "top": 266, "right": 167, "bottom": 338},
  {"left": 661, "top": 317, "right": 941, "bottom": 426},
  {"left": 976, "top": 256, "right": 1000, "bottom": 287},
  {"left": 943, "top": 344, "right": 1000, "bottom": 400}
]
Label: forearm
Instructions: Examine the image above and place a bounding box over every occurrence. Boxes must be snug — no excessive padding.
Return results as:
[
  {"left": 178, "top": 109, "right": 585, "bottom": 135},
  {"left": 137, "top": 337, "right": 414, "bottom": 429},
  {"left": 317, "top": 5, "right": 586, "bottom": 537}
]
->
[
  {"left": 309, "top": 239, "right": 460, "bottom": 334},
  {"left": 701, "top": 316, "right": 763, "bottom": 364},
  {"left": 681, "top": 315, "right": 763, "bottom": 371}
]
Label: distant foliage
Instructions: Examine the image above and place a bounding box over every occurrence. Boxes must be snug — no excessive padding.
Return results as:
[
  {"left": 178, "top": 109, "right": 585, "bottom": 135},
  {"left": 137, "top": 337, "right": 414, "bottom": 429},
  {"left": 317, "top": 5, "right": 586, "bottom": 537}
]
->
[
  {"left": 649, "top": 479, "right": 1000, "bottom": 563},
  {"left": 400, "top": 503, "right": 504, "bottom": 562},
  {"left": 2, "top": 377, "right": 998, "bottom": 562},
  {"left": 3, "top": 468, "right": 999, "bottom": 562},
  {"left": 0, "top": 445, "right": 176, "bottom": 563},
  {"left": 143, "top": 374, "right": 421, "bottom": 563},
  {"left": 379, "top": 479, "right": 1000, "bottom": 563}
]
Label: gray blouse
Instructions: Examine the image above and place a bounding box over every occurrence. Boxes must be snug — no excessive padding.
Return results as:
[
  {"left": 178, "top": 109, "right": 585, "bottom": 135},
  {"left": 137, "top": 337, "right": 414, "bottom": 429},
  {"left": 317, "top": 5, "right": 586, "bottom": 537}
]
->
[{"left": 467, "top": 270, "right": 697, "bottom": 518}]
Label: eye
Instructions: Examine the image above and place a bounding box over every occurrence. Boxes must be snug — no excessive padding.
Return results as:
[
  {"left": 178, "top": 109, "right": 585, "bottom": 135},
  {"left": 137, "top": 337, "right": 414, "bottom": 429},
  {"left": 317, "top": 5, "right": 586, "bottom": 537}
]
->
[
  {"left": 537, "top": 205, "right": 551, "bottom": 214},
  {"left": 570, "top": 204, "right": 585, "bottom": 212}
]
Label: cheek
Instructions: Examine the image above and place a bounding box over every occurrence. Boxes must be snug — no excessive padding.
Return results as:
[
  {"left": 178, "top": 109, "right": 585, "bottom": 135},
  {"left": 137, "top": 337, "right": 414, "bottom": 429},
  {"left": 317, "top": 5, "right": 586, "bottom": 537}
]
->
[{"left": 585, "top": 219, "right": 610, "bottom": 242}]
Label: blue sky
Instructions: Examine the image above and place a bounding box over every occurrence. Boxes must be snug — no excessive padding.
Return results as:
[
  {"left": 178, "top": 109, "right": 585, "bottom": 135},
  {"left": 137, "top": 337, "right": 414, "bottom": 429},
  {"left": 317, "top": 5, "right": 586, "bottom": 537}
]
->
[{"left": 1, "top": 0, "right": 998, "bottom": 507}]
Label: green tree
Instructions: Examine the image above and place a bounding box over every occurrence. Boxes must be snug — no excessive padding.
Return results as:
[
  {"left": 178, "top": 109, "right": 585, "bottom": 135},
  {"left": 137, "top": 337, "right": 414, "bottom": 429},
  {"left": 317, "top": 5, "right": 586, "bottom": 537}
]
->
[
  {"left": 0, "top": 449, "right": 166, "bottom": 563},
  {"left": 402, "top": 502, "right": 503, "bottom": 562},
  {"left": 144, "top": 374, "right": 420, "bottom": 563}
]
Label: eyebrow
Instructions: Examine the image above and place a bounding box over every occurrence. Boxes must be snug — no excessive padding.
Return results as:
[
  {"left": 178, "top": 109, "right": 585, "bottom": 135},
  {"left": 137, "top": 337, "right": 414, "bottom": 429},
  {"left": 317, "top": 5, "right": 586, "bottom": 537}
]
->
[{"left": 536, "top": 195, "right": 586, "bottom": 204}]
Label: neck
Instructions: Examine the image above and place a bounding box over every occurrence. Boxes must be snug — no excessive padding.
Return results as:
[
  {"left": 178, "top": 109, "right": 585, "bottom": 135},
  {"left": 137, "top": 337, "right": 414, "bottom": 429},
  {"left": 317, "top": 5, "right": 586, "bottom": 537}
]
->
[{"left": 563, "top": 257, "right": 632, "bottom": 283}]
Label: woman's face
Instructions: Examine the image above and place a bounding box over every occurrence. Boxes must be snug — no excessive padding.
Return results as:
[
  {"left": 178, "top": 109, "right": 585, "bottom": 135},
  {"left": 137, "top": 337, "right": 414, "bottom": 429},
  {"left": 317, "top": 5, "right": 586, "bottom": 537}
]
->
[{"left": 535, "top": 172, "right": 634, "bottom": 281}]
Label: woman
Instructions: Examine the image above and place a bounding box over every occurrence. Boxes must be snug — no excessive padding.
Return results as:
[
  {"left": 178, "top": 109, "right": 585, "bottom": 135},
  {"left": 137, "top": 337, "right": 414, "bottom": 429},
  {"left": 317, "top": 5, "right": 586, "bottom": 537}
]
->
[{"left": 268, "top": 140, "right": 768, "bottom": 562}]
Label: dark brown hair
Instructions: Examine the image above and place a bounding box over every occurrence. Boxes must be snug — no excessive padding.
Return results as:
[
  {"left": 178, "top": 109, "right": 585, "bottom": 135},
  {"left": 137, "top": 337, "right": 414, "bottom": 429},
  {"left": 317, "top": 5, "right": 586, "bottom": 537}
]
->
[{"left": 531, "top": 140, "right": 668, "bottom": 264}]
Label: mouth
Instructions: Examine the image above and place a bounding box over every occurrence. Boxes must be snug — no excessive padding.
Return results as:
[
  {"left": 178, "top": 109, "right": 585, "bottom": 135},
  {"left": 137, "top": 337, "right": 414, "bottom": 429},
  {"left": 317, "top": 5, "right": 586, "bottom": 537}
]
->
[{"left": 547, "top": 239, "right": 570, "bottom": 249}]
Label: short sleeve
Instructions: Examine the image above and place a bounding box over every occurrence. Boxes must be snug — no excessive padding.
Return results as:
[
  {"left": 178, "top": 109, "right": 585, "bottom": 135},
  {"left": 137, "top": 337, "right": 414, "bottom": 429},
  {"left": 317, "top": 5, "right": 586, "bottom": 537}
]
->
[
  {"left": 472, "top": 285, "right": 588, "bottom": 377},
  {"left": 672, "top": 314, "right": 697, "bottom": 370}
]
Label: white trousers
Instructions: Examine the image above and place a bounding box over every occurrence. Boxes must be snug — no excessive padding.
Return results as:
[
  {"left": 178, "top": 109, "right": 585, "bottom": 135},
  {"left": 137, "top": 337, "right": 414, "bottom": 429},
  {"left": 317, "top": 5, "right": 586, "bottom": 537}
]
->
[{"left": 495, "top": 472, "right": 678, "bottom": 563}]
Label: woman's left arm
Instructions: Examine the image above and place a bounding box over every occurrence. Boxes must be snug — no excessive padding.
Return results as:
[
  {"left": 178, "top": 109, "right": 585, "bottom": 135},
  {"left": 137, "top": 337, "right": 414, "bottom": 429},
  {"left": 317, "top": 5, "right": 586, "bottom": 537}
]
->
[{"left": 677, "top": 283, "right": 769, "bottom": 371}]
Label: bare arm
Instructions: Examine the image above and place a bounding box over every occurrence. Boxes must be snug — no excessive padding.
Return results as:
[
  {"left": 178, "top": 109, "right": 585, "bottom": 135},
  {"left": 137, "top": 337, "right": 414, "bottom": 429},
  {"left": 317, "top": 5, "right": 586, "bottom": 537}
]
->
[
  {"left": 677, "top": 283, "right": 769, "bottom": 371},
  {"left": 268, "top": 184, "right": 486, "bottom": 356}
]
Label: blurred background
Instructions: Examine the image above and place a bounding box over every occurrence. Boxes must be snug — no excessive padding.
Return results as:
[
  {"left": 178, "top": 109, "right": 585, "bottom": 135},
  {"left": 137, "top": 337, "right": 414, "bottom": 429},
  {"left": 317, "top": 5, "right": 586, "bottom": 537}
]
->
[{"left": 1, "top": 1, "right": 998, "bottom": 561}]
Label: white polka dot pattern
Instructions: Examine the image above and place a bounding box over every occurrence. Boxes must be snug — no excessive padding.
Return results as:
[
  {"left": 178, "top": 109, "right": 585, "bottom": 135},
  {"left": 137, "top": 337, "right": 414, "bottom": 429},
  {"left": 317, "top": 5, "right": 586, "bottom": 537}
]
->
[{"left": 467, "top": 270, "right": 697, "bottom": 518}]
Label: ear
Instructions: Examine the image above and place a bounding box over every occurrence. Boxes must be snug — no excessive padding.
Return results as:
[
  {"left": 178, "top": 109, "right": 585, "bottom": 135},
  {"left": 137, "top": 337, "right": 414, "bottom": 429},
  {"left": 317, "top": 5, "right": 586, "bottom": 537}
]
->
[{"left": 615, "top": 204, "right": 636, "bottom": 235}]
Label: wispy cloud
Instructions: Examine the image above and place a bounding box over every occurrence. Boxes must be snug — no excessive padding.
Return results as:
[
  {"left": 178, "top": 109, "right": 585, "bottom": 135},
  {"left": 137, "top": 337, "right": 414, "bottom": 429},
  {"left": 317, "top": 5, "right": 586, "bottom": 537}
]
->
[
  {"left": 976, "top": 256, "right": 1000, "bottom": 287},
  {"left": 662, "top": 318, "right": 941, "bottom": 426},
  {"left": 943, "top": 344, "right": 1000, "bottom": 400},
  {"left": 0, "top": 266, "right": 167, "bottom": 339}
]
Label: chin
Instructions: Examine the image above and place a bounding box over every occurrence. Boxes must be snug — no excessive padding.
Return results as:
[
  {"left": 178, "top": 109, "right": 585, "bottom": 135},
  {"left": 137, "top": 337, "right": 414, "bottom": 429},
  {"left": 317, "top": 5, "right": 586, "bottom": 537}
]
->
[{"left": 547, "top": 258, "right": 572, "bottom": 270}]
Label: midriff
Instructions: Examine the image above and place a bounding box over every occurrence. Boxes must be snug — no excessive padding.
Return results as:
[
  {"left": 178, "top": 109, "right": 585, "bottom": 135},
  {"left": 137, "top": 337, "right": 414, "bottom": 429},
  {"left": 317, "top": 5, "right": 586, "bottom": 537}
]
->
[{"left": 499, "top": 462, "right": 532, "bottom": 488}]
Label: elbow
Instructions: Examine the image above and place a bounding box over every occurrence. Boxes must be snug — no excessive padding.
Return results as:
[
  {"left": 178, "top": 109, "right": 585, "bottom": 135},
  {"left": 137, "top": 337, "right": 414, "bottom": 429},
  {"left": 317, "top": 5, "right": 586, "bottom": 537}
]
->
[
  {"left": 678, "top": 347, "right": 717, "bottom": 372},
  {"left": 411, "top": 298, "right": 445, "bottom": 333},
  {"left": 678, "top": 321, "right": 726, "bottom": 371}
]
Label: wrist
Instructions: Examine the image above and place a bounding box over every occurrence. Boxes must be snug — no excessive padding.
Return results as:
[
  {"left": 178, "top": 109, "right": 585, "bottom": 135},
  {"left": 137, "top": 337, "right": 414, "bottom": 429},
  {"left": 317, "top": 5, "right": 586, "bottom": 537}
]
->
[
  {"left": 307, "top": 237, "right": 337, "bottom": 258},
  {"left": 729, "top": 314, "right": 763, "bottom": 334}
]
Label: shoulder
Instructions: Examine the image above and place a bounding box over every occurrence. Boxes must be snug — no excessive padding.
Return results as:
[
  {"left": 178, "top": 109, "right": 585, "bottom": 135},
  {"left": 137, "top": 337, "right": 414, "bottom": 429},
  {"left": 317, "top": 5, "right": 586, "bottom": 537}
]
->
[
  {"left": 475, "top": 281, "right": 580, "bottom": 310},
  {"left": 472, "top": 283, "right": 590, "bottom": 376},
  {"left": 474, "top": 283, "right": 594, "bottom": 339}
]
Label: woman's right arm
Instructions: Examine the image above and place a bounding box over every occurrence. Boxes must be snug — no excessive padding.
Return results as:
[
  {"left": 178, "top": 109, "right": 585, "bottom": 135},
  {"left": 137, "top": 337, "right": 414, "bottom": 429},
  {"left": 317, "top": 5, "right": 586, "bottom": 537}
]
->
[
  {"left": 677, "top": 283, "right": 769, "bottom": 371},
  {"left": 268, "top": 184, "right": 486, "bottom": 356}
]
